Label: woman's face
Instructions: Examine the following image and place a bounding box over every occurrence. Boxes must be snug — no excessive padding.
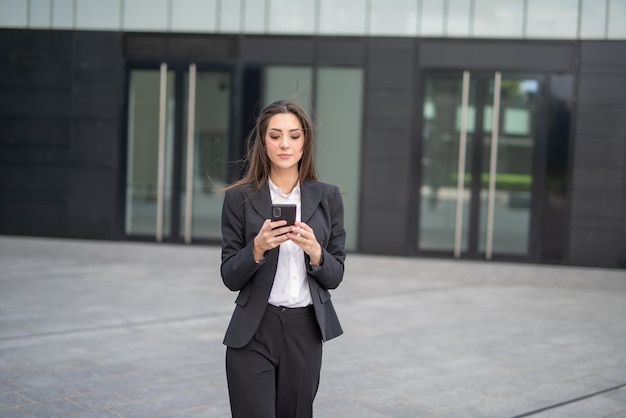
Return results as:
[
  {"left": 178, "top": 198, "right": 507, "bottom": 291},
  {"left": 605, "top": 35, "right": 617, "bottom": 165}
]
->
[{"left": 264, "top": 112, "right": 304, "bottom": 174}]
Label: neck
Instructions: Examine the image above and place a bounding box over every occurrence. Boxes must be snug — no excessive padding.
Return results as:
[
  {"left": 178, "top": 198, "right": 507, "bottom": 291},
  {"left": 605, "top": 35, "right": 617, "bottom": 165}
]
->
[{"left": 270, "top": 169, "right": 299, "bottom": 194}]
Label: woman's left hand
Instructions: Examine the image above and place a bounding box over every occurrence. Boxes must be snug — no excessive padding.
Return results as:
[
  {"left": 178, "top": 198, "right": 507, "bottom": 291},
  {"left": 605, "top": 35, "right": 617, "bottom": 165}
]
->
[{"left": 286, "top": 221, "right": 323, "bottom": 265}]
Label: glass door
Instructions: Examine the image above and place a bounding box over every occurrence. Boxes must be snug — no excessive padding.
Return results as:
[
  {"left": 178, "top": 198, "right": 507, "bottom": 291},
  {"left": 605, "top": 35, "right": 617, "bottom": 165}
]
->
[
  {"left": 125, "top": 63, "right": 231, "bottom": 242},
  {"left": 418, "top": 71, "right": 541, "bottom": 259}
]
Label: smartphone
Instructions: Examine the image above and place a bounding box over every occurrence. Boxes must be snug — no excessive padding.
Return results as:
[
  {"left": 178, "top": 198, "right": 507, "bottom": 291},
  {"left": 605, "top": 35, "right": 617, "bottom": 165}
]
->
[{"left": 271, "top": 204, "right": 296, "bottom": 227}]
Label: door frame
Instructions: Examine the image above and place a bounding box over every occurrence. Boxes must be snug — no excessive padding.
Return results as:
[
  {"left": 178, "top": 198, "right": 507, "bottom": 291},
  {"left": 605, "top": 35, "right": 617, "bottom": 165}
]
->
[
  {"left": 120, "top": 60, "right": 237, "bottom": 244},
  {"left": 411, "top": 68, "right": 549, "bottom": 262}
]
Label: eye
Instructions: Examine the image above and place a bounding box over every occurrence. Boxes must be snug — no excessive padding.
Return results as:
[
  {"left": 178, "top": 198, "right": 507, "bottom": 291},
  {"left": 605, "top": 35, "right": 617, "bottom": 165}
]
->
[
  {"left": 269, "top": 134, "right": 280, "bottom": 140},
  {"left": 290, "top": 133, "right": 301, "bottom": 139}
]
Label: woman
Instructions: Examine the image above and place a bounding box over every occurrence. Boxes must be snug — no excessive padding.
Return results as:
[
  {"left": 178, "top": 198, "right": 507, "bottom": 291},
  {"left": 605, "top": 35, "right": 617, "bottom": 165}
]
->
[{"left": 220, "top": 99, "right": 346, "bottom": 418}]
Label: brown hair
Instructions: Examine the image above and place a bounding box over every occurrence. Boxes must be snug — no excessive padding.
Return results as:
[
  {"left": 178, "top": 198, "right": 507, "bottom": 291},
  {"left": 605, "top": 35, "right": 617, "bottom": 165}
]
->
[{"left": 225, "top": 99, "right": 319, "bottom": 191}]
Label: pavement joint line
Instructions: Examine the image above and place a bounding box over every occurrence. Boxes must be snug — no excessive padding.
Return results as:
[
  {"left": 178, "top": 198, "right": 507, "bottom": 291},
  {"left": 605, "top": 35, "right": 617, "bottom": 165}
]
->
[
  {"left": 0, "top": 311, "right": 231, "bottom": 342},
  {"left": 508, "top": 382, "right": 626, "bottom": 418}
]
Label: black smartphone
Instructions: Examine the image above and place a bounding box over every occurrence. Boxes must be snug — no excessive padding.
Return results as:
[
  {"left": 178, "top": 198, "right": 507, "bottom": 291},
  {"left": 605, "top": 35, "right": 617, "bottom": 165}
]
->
[{"left": 271, "top": 204, "right": 296, "bottom": 227}]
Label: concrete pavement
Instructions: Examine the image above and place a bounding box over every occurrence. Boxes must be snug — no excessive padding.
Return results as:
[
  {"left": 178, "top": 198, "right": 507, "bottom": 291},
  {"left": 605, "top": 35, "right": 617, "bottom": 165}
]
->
[{"left": 0, "top": 236, "right": 625, "bottom": 417}]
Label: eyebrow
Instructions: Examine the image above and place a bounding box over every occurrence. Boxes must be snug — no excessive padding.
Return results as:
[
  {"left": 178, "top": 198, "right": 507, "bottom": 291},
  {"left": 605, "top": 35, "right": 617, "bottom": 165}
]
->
[{"left": 269, "top": 128, "right": 302, "bottom": 132}]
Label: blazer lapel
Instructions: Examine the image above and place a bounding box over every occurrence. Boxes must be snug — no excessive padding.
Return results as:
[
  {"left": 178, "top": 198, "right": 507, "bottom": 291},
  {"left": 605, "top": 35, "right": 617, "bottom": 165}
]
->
[
  {"left": 248, "top": 182, "right": 272, "bottom": 220},
  {"left": 301, "top": 180, "right": 322, "bottom": 223}
]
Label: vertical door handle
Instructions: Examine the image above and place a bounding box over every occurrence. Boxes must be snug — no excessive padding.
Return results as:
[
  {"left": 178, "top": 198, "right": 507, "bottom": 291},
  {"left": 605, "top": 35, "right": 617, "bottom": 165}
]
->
[
  {"left": 184, "top": 64, "right": 197, "bottom": 244},
  {"left": 485, "top": 71, "right": 502, "bottom": 260},
  {"left": 454, "top": 71, "right": 470, "bottom": 258},
  {"left": 156, "top": 63, "right": 168, "bottom": 242}
]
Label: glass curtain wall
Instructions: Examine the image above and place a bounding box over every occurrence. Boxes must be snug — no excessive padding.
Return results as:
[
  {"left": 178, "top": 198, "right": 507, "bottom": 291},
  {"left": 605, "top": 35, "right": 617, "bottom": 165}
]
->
[
  {"left": 180, "top": 70, "right": 231, "bottom": 240},
  {"left": 125, "top": 69, "right": 175, "bottom": 237},
  {"left": 261, "top": 66, "right": 363, "bottom": 251},
  {"left": 419, "top": 73, "right": 539, "bottom": 258}
]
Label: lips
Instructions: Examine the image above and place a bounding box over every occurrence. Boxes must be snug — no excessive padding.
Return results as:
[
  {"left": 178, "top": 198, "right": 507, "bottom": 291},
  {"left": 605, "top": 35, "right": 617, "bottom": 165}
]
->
[{"left": 278, "top": 154, "right": 292, "bottom": 159}]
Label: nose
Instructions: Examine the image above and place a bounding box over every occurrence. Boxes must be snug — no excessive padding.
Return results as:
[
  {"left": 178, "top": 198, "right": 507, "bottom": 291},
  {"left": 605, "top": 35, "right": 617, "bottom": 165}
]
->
[{"left": 279, "top": 135, "right": 290, "bottom": 148}]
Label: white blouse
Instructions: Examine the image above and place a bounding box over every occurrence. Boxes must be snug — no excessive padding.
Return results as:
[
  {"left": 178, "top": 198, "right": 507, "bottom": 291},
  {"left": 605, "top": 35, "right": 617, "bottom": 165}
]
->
[{"left": 267, "top": 178, "right": 312, "bottom": 308}]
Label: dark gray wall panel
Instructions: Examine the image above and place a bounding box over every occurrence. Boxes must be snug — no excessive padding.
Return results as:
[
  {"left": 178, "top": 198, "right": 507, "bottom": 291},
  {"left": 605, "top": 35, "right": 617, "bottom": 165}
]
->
[
  {"left": 419, "top": 40, "right": 576, "bottom": 72},
  {"left": 0, "top": 198, "right": 67, "bottom": 236},
  {"left": 576, "top": 106, "right": 626, "bottom": 136},
  {"left": 569, "top": 41, "right": 626, "bottom": 268},
  {"left": 573, "top": 139, "right": 625, "bottom": 169},
  {"left": 359, "top": 208, "right": 410, "bottom": 254},
  {"left": 578, "top": 76, "right": 626, "bottom": 106},
  {"left": 241, "top": 36, "right": 313, "bottom": 63},
  {"left": 0, "top": 117, "right": 70, "bottom": 146},
  {"left": 317, "top": 38, "right": 365, "bottom": 66},
  {"left": 71, "top": 120, "right": 118, "bottom": 167},
  {"left": 0, "top": 29, "right": 123, "bottom": 240},
  {"left": 359, "top": 38, "right": 415, "bottom": 254},
  {"left": 571, "top": 188, "right": 622, "bottom": 220},
  {"left": 573, "top": 168, "right": 624, "bottom": 190},
  {"left": 67, "top": 168, "right": 115, "bottom": 238},
  {"left": 569, "top": 228, "right": 623, "bottom": 267}
]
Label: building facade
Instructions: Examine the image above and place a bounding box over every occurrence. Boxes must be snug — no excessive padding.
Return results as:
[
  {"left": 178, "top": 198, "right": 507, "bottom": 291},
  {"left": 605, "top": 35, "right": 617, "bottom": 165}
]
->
[{"left": 1, "top": 0, "right": 625, "bottom": 268}]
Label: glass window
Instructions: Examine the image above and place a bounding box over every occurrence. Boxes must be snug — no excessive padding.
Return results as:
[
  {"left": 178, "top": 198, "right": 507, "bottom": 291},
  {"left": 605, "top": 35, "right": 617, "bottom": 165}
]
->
[
  {"left": 243, "top": 0, "right": 266, "bottom": 33},
  {"left": 75, "top": 0, "right": 120, "bottom": 30},
  {"left": 608, "top": 0, "right": 626, "bottom": 39},
  {"left": 29, "top": 0, "right": 51, "bottom": 28},
  {"left": 0, "top": 0, "right": 27, "bottom": 27},
  {"left": 473, "top": 0, "right": 524, "bottom": 38},
  {"left": 319, "top": 0, "right": 366, "bottom": 35},
  {"left": 219, "top": 0, "right": 241, "bottom": 32},
  {"left": 171, "top": 0, "right": 217, "bottom": 32},
  {"left": 123, "top": 0, "right": 168, "bottom": 31},
  {"left": 369, "top": 0, "right": 418, "bottom": 36},
  {"left": 526, "top": 0, "right": 578, "bottom": 38},
  {"left": 267, "top": 0, "right": 314, "bottom": 34},
  {"left": 447, "top": 0, "right": 471, "bottom": 37},
  {"left": 421, "top": 0, "right": 445, "bottom": 36},
  {"left": 316, "top": 68, "right": 364, "bottom": 251},
  {"left": 180, "top": 71, "right": 230, "bottom": 240},
  {"left": 263, "top": 66, "right": 313, "bottom": 113},
  {"left": 125, "top": 69, "right": 176, "bottom": 237},
  {"left": 580, "top": 0, "right": 607, "bottom": 38},
  {"left": 52, "top": 0, "right": 74, "bottom": 28}
]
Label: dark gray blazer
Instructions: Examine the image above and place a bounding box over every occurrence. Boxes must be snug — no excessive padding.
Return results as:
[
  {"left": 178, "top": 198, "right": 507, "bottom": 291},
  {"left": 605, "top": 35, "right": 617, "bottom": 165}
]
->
[{"left": 220, "top": 180, "right": 346, "bottom": 349}]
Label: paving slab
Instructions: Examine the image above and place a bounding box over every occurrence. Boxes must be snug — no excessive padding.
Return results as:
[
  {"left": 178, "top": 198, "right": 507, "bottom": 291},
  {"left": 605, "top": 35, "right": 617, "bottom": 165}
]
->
[{"left": 1, "top": 236, "right": 625, "bottom": 417}]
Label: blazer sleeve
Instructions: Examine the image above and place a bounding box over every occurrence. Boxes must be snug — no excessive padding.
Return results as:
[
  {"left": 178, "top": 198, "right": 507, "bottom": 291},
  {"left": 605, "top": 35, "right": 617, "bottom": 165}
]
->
[
  {"left": 306, "top": 184, "right": 346, "bottom": 290},
  {"left": 220, "top": 188, "right": 263, "bottom": 291}
]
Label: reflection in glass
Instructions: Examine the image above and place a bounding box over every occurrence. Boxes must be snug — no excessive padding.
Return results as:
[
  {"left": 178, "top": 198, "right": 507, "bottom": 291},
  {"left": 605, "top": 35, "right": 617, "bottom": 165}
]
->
[
  {"left": 170, "top": 0, "right": 217, "bottom": 32},
  {"left": 264, "top": 66, "right": 313, "bottom": 113},
  {"left": 447, "top": 0, "right": 471, "bottom": 37},
  {"left": 180, "top": 71, "right": 230, "bottom": 240},
  {"left": 29, "top": 0, "right": 51, "bottom": 28},
  {"left": 319, "top": 0, "right": 366, "bottom": 35},
  {"left": 421, "top": 0, "right": 445, "bottom": 36},
  {"left": 316, "top": 68, "right": 364, "bottom": 251},
  {"left": 419, "top": 77, "right": 474, "bottom": 251},
  {"left": 473, "top": 0, "right": 524, "bottom": 38},
  {"left": 125, "top": 69, "right": 175, "bottom": 236},
  {"left": 268, "top": 0, "right": 315, "bottom": 34},
  {"left": 369, "top": 0, "right": 418, "bottom": 36},
  {"left": 608, "top": 0, "right": 626, "bottom": 39},
  {"left": 219, "top": 0, "right": 242, "bottom": 32},
  {"left": 123, "top": 0, "right": 168, "bottom": 31},
  {"left": 75, "top": 0, "right": 120, "bottom": 30},
  {"left": 478, "top": 78, "right": 535, "bottom": 255},
  {"left": 580, "top": 0, "right": 607, "bottom": 38},
  {"left": 52, "top": 0, "right": 74, "bottom": 28},
  {"left": 0, "top": 1, "right": 26, "bottom": 27},
  {"left": 243, "top": 0, "right": 266, "bottom": 33},
  {"left": 526, "top": 0, "right": 578, "bottom": 38}
]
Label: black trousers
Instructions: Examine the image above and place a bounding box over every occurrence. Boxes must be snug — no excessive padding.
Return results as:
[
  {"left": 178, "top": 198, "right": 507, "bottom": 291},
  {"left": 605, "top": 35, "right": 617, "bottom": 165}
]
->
[{"left": 226, "top": 304, "right": 323, "bottom": 418}]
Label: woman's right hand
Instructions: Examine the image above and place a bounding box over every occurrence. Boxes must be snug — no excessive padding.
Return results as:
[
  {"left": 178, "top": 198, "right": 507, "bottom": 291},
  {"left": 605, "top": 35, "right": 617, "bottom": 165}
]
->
[{"left": 252, "top": 219, "right": 291, "bottom": 262}]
